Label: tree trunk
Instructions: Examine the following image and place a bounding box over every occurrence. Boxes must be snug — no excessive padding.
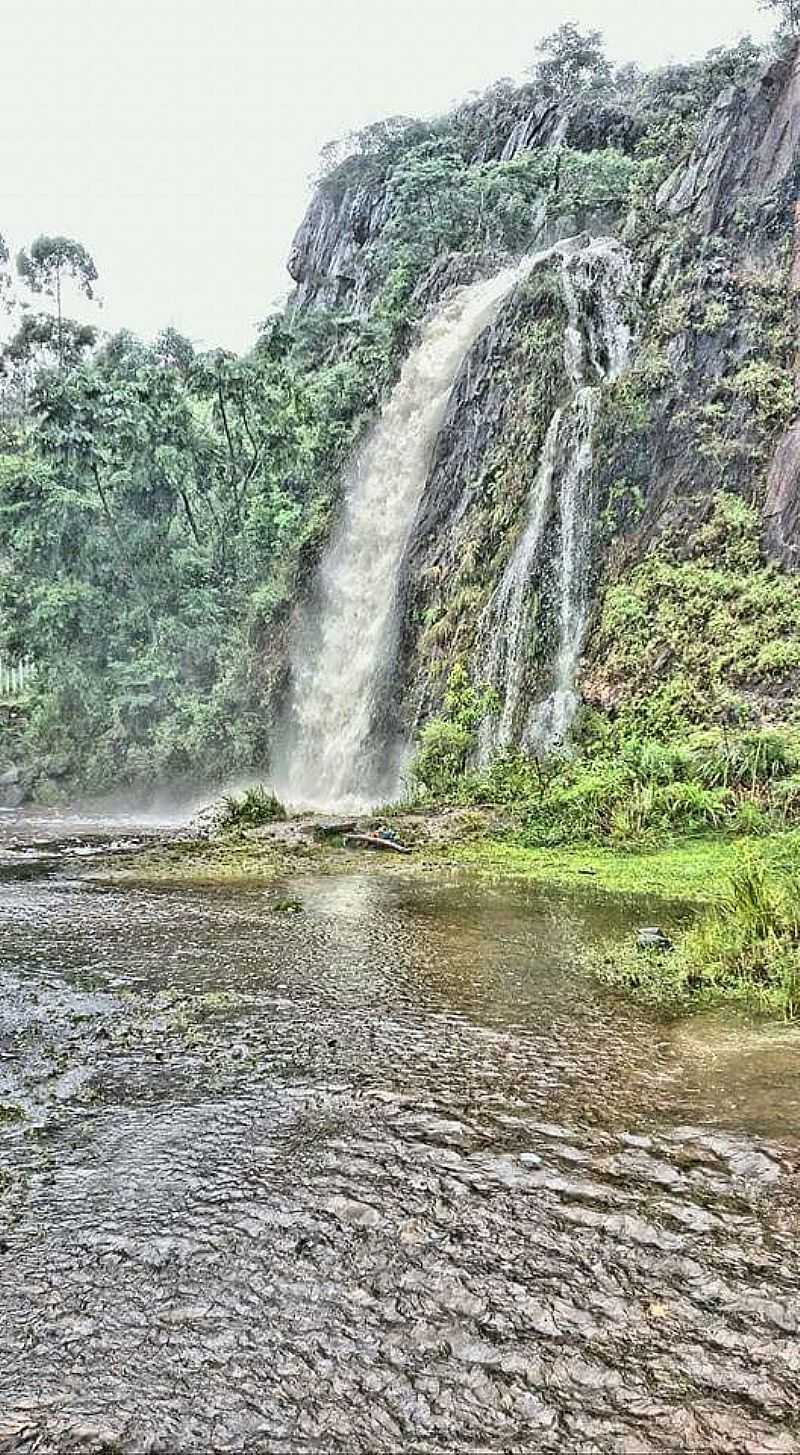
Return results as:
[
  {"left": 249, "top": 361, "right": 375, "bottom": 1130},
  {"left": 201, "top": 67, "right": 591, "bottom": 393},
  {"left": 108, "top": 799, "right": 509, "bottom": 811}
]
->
[{"left": 56, "top": 264, "right": 63, "bottom": 371}]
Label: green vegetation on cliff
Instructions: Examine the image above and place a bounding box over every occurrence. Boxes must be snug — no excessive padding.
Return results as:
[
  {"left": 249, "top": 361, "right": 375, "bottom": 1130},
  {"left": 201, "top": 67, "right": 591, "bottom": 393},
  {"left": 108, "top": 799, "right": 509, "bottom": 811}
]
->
[{"left": 1, "top": 22, "right": 798, "bottom": 808}]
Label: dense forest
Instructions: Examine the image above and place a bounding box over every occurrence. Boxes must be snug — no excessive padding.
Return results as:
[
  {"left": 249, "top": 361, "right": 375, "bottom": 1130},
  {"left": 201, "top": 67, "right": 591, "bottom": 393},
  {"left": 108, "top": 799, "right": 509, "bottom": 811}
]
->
[{"left": 1, "top": 10, "right": 799, "bottom": 822}]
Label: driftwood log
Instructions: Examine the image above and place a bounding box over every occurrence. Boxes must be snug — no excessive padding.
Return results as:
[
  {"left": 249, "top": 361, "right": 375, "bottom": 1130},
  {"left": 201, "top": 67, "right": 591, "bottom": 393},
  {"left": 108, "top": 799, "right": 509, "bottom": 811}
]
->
[
  {"left": 343, "top": 833, "right": 412, "bottom": 854},
  {"left": 311, "top": 819, "right": 359, "bottom": 840}
]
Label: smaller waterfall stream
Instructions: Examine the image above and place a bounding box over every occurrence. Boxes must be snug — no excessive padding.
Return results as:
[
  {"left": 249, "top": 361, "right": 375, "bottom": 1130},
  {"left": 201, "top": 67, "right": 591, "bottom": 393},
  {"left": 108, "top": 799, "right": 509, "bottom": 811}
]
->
[
  {"left": 477, "top": 238, "right": 636, "bottom": 758},
  {"left": 476, "top": 410, "right": 562, "bottom": 761},
  {"left": 528, "top": 386, "right": 600, "bottom": 748},
  {"left": 530, "top": 240, "right": 634, "bottom": 748},
  {"left": 275, "top": 257, "right": 546, "bottom": 810}
]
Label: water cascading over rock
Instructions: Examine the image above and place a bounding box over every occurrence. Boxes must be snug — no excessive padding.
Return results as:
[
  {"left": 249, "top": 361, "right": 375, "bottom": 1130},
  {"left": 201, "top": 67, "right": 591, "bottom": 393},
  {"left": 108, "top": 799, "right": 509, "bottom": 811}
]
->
[
  {"left": 274, "top": 258, "right": 546, "bottom": 810},
  {"left": 476, "top": 237, "right": 637, "bottom": 758}
]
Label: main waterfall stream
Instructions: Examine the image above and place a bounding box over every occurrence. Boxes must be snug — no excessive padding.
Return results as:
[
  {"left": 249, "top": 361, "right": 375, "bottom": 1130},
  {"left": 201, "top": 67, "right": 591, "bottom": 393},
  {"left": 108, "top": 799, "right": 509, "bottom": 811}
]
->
[
  {"left": 275, "top": 257, "right": 548, "bottom": 812},
  {"left": 2, "top": 810, "right": 800, "bottom": 1451},
  {"left": 278, "top": 238, "right": 637, "bottom": 810}
]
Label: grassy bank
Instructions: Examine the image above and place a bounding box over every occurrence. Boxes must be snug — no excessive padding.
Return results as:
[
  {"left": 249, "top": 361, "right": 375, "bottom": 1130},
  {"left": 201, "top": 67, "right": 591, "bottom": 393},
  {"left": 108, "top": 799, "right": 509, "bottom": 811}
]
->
[
  {"left": 438, "top": 834, "right": 742, "bottom": 902},
  {"left": 97, "top": 798, "right": 800, "bottom": 1022},
  {"left": 593, "top": 849, "right": 800, "bottom": 1020},
  {"left": 103, "top": 813, "right": 766, "bottom": 899},
  {"left": 445, "top": 830, "right": 800, "bottom": 1019}
]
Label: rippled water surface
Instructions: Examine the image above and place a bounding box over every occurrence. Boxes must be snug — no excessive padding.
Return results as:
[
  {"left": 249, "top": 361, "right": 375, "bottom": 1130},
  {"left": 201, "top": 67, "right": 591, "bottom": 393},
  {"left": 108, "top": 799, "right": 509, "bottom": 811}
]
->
[{"left": 2, "top": 812, "right": 800, "bottom": 1452}]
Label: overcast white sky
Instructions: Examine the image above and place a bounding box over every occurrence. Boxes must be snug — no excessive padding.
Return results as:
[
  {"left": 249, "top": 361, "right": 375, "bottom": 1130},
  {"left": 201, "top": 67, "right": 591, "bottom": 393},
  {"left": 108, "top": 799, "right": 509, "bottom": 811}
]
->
[{"left": 0, "top": 0, "right": 773, "bottom": 353}]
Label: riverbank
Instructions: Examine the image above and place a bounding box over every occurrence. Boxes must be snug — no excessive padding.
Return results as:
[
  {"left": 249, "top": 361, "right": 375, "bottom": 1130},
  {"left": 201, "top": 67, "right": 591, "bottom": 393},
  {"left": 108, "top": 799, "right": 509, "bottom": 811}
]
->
[
  {"left": 93, "top": 811, "right": 800, "bottom": 1022},
  {"left": 98, "top": 807, "right": 795, "bottom": 902}
]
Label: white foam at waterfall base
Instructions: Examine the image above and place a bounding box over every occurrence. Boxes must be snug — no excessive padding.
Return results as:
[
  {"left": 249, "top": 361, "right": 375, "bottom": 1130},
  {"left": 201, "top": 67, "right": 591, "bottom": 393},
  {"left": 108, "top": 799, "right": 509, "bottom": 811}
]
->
[{"left": 273, "top": 256, "right": 544, "bottom": 812}]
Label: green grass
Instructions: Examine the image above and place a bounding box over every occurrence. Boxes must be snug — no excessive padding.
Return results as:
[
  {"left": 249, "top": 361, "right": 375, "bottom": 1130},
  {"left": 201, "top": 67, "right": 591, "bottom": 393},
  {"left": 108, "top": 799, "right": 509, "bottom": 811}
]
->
[
  {"left": 594, "top": 845, "right": 800, "bottom": 1019},
  {"left": 438, "top": 833, "right": 752, "bottom": 902},
  {"left": 218, "top": 785, "right": 286, "bottom": 830}
]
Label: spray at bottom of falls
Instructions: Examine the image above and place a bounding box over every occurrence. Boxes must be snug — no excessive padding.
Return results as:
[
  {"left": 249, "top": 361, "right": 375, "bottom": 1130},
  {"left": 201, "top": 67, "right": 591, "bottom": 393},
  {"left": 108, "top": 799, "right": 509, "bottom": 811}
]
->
[{"left": 273, "top": 255, "right": 549, "bottom": 812}]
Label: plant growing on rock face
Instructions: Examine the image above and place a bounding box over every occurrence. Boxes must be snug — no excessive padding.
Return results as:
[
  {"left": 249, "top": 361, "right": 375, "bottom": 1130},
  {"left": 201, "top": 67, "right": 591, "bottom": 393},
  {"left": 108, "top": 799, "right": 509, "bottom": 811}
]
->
[
  {"left": 409, "top": 663, "right": 499, "bottom": 800},
  {"left": 410, "top": 718, "right": 474, "bottom": 799}
]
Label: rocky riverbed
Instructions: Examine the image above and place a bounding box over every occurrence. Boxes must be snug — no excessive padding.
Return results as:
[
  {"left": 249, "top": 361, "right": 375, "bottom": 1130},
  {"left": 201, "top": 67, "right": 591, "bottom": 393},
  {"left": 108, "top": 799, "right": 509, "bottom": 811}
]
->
[{"left": 1, "top": 809, "right": 800, "bottom": 1450}]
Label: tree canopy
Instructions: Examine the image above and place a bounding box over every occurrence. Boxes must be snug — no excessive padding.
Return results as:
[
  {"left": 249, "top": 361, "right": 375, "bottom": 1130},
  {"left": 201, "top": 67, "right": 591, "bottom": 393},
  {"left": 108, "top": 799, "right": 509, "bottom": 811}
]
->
[{"left": 530, "top": 24, "right": 613, "bottom": 98}]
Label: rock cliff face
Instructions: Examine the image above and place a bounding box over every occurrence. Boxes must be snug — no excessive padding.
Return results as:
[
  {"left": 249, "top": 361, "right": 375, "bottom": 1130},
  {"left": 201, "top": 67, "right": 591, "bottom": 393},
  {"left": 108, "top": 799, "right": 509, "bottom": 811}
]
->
[
  {"left": 283, "top": 44, "right": 800, "bottom": 773},
  {"left": 287, "top": 92, "right": 642, "bottom": 317},
  {"left": 657, "top": 44, "right": 800, "bottom": 235},
  {"left": 765, "top": 421, "right": 800, "bottom": 565},
  {"left": 288, "top": 185, "right": 391, "bottom": 314}
]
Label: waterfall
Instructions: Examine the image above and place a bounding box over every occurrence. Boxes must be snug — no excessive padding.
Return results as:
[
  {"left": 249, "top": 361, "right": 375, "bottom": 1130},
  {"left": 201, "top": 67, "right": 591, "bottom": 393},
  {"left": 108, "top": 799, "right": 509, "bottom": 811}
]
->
[
  {"left": 529, "top": 239, "right": 634, "bottom": 749},
  {"left": 527, "top": 386, "right": 600, "bottom": 748},
  {"left": 475, "top": 410, "right": 562, "bottom": 762},
  {"left": 274, "top": 256, "right": 545, "bottom": 811},
  {"left": 476, "top": 237, "right": 636, "bottom": 759}
]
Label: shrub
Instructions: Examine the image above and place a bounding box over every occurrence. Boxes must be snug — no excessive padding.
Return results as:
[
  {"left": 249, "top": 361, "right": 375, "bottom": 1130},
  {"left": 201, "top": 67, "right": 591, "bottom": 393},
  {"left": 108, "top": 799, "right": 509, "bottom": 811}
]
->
[
  {"left": 410, "top": 720, "right": 472, "bottom": 798},
  {"left": 596, "top": 849, "right": 800, "bottom": 1019},
  {"left": 731, "top": 799, "right": 770, "bottom": 836},
  {"left": 683, "top": 852, "right": 800, "bottom": 1017},
  {"left": 692, "top": 730, "right": 799, "bottom": 790},
  {"left": 219, "top": 785, "right": 286, "bottom": 830}
]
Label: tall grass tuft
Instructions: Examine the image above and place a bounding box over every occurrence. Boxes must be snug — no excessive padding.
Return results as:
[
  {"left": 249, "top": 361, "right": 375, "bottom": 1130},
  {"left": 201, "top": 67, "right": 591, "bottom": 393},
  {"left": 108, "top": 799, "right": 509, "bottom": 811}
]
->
[
  {"left": 682, "top": 852, "right": 800, "bottom": 1018},
  {"left": 219, "top": 785, "right": 287, "bottom": 830},
  {"left": 597, "top": 848, "right": 800, "bottom": 1020}
]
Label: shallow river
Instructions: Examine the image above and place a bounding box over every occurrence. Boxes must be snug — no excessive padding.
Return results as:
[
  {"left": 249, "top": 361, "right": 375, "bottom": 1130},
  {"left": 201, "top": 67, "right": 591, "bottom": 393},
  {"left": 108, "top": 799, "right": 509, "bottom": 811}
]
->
[{"left": 2, "top": 811, "right": 800, "bottom": 1452}]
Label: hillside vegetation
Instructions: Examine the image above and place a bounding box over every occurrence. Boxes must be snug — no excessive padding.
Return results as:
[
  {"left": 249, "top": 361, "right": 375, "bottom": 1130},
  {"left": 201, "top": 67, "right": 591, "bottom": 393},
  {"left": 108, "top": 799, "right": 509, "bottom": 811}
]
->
[{"left": 1, "top": 20, "right": 798, "bottom": 818}]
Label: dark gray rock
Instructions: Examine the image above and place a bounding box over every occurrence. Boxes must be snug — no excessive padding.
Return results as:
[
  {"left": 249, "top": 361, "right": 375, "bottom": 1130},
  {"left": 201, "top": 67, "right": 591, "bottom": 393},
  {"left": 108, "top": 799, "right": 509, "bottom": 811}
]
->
[
  {"left": 564, "top": 101, "right": 645, "bottom": 156},
  {"left": 764, "top": 421, "right": 800, "bottom": 567},
  {"left": 658, "top": 45, "right": 800, "bottom": 234},
  {"left": 499, "top": 101, "right": 563, "bottom": 161},
  {"left": 0, "top": 765, "right": 19, "bottom": 787},
  {"left": 288, "top": 182, "right": 390, "bottom": 315}
]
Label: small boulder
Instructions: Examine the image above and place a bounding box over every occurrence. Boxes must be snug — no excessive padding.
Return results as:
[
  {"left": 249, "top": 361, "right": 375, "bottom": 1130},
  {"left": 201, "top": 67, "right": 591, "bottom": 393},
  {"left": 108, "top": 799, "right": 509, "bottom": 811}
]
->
[{"left": 0, "top": 783, "right": 27, "bottom": 809}]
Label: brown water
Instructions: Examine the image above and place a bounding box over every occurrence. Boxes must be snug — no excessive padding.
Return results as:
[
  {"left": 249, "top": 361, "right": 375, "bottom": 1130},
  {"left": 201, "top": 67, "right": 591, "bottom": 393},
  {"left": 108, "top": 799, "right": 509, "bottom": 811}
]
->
[{"left": 1, "top": 812, "right": 800, "bottom": 1452}]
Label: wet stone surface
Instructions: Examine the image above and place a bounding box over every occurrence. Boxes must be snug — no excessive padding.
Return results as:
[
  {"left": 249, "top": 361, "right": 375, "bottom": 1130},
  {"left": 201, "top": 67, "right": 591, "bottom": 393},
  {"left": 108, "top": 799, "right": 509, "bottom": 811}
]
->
[{"left": 1, "top": 813, "right": 800, "bottom": 1452}]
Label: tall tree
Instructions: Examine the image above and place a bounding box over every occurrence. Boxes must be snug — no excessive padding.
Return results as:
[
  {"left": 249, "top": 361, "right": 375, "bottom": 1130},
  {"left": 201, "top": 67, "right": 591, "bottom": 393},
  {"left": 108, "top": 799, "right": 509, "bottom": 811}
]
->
[
  {"left": 530, "top": 24, "right": 612, "bottom": 98},
  {"left": 16, "top": 235, "right": 98, "bottom": 369},
  {"left": 760, "top": 0, "right": 800, "bottom": 35},
  {"left": 0, "top": 234, "right": 12, "bottom": 311}
]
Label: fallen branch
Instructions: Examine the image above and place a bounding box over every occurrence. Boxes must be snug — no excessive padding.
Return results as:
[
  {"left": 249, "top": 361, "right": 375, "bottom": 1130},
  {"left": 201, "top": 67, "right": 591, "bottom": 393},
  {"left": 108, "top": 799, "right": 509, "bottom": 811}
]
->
[{"left": 343, "top": 833, "right": 412, "bottom": 855}]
